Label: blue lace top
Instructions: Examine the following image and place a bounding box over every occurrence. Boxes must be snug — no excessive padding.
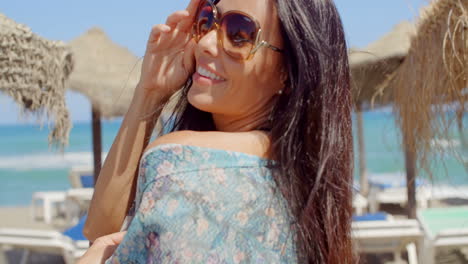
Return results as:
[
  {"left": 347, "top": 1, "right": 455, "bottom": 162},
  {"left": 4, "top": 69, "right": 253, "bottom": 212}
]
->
[{"left": 106, "top": 144, "right": 297, "bottom": 263}]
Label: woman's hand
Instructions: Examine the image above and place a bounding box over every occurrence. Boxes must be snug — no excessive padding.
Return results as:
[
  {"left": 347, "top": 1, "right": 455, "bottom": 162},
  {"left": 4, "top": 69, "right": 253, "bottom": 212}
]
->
[
  {"left": 84, "top": 0, "right": 201, "bottom": 241},
  {"left": 77, "top": 231, "right": 126, "bottom": 264},
  {"left": 137, "top": 0, "right": 200, "bottom": 101}
]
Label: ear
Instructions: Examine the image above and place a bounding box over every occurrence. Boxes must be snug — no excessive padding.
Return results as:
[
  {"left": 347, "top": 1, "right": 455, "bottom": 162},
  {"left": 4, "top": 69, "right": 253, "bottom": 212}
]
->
[
  {"left": 280, "top": 70, "right": 288, "bottom": 85},
  {"left": 279, "top": 68, "right": 291, "bottom": 94}
]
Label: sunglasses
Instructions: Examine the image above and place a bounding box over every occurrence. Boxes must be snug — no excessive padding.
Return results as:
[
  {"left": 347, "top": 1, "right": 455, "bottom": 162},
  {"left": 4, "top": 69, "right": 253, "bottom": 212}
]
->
[{"left": 192, "top": 0, "right": 283, "bottom": 61}]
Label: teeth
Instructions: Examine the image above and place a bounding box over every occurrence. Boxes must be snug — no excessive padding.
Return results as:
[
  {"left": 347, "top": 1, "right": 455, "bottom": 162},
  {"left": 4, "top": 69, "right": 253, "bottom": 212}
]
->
[{"left": 197, "top": 66, "right": 225, "bottom": 81}]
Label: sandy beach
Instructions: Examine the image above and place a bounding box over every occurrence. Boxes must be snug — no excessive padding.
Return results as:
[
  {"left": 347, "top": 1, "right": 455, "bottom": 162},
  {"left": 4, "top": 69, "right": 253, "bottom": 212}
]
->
[
  {"left": 0, "top": 206, "right": 72, "bottom": 264},
  {"left": 0, "top": 207, "right": 54, "bottom": 230}
]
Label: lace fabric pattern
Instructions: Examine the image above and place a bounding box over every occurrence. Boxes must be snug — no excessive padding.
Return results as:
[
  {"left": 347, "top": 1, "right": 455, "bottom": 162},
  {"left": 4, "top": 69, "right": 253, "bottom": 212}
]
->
[{"left": 107, "top": 144, "right": 297, "bottom": 264}]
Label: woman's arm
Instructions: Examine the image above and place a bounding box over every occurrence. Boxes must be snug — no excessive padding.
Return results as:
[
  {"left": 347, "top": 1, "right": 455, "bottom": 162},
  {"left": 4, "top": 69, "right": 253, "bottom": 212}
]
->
[
  {"left": 83, "top": 92, "right": 164, "bottom": 241},
  {"left": 84, "top": 0, "right": 199, "bottom": 241}
]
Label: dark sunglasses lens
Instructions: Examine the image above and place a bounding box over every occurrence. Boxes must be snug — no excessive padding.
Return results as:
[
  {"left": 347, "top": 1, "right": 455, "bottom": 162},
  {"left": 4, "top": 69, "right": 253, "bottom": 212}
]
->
[
  {"left": 196, "top": 1, "right": 215, "bottom": 37},
  {"left": 221, "top": 13, "right": 257, "bottom": 60}
]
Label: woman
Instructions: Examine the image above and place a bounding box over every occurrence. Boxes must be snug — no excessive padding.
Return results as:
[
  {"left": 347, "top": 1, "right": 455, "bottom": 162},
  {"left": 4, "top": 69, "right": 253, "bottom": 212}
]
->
[{"left": 82, "top": 0, "right": 354, "bottom": 262}]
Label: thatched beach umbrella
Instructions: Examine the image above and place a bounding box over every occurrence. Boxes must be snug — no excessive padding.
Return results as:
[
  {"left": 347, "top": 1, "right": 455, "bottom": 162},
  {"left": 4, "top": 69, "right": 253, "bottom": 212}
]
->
[
  {"left": 349, "top": 22, "right": 416, "bottom": 197},
  {"left": 350, "top": 21, "right": 416, "bottom": 110},
  {"left": 0, "top": 13, "right": 74, "bottom": 146},
  {"left": 388, "top": 0, "right": 468, "bottom": 218},
  {"left": 67, "top": 27, "right": 141, "bottom": 182}
]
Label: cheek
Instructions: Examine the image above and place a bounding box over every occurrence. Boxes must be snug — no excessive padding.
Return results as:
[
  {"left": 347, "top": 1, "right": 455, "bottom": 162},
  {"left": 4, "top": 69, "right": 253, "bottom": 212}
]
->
[
  {"left": 225, "top": 67, "right": 266, "bottom": 102},
  {"left": 221, "top": 54, "right": 283, "bottom": 104},
  {"left": 236, "top": 55, "right": 284, "bottom": 97},
  {"left": 188, "top": 53, "right": 284, "bottom": 114}
]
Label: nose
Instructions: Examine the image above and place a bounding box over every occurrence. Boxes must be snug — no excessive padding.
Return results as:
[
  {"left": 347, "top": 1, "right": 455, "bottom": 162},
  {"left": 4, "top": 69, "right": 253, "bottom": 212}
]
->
[{"left": 197, "top": 29, "right": 220, "bottom": 58}]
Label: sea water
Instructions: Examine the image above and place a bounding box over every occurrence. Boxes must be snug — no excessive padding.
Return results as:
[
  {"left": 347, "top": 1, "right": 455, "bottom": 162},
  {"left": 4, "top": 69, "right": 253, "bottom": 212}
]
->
[
  {"left": 0, "top": 112, "right": 466, "bottom": 206},
  {"left": 0, "top": 121, "right": 120, "bottom": 206}
]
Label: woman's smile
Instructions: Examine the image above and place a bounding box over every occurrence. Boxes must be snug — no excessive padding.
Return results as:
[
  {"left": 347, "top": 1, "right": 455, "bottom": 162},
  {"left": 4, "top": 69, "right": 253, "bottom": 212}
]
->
[{"left": 193, "top": 65, "right": 227, "bottom": 86}]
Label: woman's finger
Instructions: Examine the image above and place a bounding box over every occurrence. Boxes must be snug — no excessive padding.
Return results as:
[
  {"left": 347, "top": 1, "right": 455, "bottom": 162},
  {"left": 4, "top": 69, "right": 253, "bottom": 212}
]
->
[
  {"left": 108, "top": 231, "right": 126, "bottom": 245},
  {"left": 183, "top": 38, "right": 197, "bottom": 76},
  {"left": 186, "top": 0, "right": 201, "bottom": 14},
  {"left": 93, "top": 231, "right": 127, "bottom": 247},
  {"left": 148, "top": 24, "right": 171, "bottom": 44},
  {"left": 178, "top": 0, "right": 201, "bottom": 32},
  {"left": 165, "top": 10, "right": 190, "bottom": 28}
]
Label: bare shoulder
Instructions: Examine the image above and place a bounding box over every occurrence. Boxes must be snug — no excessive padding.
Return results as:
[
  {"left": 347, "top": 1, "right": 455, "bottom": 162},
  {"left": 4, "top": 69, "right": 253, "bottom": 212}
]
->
[{"left": 145, "top": 130, "right": 271, "bottom": 159}]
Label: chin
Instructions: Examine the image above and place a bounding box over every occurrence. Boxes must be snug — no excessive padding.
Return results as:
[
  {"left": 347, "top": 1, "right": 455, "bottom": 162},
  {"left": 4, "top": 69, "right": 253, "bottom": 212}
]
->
[{"left": 187, "top": 88, "right": 217, "bottom": 113}]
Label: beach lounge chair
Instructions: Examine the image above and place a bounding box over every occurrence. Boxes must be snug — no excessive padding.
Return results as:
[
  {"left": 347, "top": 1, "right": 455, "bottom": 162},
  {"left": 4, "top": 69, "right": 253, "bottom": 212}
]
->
[
  {"left": 417, "top": 206, "right": 468, "bottom": 264},
  {"left": 68, "top": 166, "right": 94, "bottom": 189},
  {"left": 352, "top": 184, "right": 369, "bottom": 215},
  {"left": 383, "top": 184, "right": 468, "bottom": 210},
  {"left": 425, "top": 184, "right": 468, "bottom": 204},
  {"left": 352, "top": 213, "right": 423, "bottom": 264},
  {"left": 0, "top": 215, "right": 89, "bottom": 264},
  {"left": 64, "top": 188, "right": 94, "bottom": 224},
  {"left": 353, "top": 192, "right": 368, "bottom": 215},
  {"left": 31, "top": 167, "right": 94, "bottom": 224},
  {"left": 367, "top": 174, "right": 430, "bottom": 213},
  {"left": 31, "top": 188, "right": 93, "bottom": 225},
  {"left": 369, "top": 186, "right": 430, "bottom": 213},
  {"left": 31, "top": 191, "right": 67, "bottom": 224}
]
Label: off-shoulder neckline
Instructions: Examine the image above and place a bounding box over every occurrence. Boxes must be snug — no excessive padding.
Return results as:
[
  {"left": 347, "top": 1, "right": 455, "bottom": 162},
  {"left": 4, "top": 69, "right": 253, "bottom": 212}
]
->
[{"left": 142, "top": 143, "right": 274, "bottom": 163}]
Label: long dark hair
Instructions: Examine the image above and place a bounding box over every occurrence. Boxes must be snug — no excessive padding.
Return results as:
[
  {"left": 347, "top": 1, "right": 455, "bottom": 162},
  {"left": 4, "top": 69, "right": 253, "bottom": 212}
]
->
[{"left": 165, "top": 0, "right": 354, "bottom": 262}]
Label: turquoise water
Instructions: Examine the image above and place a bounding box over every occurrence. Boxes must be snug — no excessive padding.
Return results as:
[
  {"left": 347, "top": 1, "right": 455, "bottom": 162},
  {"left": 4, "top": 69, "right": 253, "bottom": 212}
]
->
[
  {"left": 0, "top": 112, "right": 466, "bottom": 206},
  {"left": 352, "top": 112, "right": 467, "bottom": 185},
  {"left": 0, "top": 121, "right": 121, "bottom": 206}
]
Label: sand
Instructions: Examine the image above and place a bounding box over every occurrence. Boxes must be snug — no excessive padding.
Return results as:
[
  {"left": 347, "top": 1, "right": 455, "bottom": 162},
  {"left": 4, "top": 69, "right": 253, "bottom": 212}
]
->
[
  {"left": 0, "top": 207, "right": 54, "bottom": 230},
  {"left": 0, "top": 206, "right": 73, "bottom": 264}
]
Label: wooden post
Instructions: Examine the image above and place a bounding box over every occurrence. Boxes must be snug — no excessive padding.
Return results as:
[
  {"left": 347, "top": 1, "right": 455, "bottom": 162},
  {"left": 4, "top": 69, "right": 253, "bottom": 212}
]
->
[
  {"left": 457, "top": 108, "right": 466, "bottom": 149},
  {"left": 91, "top": 106, "right": 102, "bottom": 185},
  {"left": 404, "top": 136, "right": 417, "bottom": 219},
  {"left": 356, "top": 103, "right": 369, "bottom": 197}
]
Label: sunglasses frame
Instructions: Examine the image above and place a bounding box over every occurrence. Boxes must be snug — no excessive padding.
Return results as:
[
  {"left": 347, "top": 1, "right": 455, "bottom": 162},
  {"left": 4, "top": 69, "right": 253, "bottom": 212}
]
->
[{"left": 192, "top": 0, "right": 283, "bottom": 61}]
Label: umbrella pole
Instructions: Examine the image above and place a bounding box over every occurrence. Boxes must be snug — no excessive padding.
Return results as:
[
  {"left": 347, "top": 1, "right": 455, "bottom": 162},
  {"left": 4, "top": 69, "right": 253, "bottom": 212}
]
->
[
  {"left": 356, "top": 104, "right": 368, "bottom": 197},
  {"left": 457, "top": 108, "right": 466, "bottom": 149},
  {"left": 403, "top": 135, "right": 417, "bottom": 219},
  {"left": 91, "top": 106, "right": 102, "bottom": 184}
]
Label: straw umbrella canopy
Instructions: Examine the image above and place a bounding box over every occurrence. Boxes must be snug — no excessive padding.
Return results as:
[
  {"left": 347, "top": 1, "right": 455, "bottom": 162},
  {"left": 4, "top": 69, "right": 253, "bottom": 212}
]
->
[
  {"left": 349, "top": 21, "right": 416, "bottom": 197},
  {"left": 349, "top": 21, "right": 416, "bottom": 110},
  {"left": 388, "top": 0, "right": 468, "bottom": 218},
  {"left": 0, "top": 13, "right": 74, "bottom": 146},
  {"left": 67, "top": 27, "right": 141, "bottom": 181}
]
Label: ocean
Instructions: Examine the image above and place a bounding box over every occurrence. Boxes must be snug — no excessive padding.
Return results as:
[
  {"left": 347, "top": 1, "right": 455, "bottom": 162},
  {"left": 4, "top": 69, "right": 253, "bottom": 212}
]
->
[{"left": 0, "top": 111, "right": 466, "bottom": 206}]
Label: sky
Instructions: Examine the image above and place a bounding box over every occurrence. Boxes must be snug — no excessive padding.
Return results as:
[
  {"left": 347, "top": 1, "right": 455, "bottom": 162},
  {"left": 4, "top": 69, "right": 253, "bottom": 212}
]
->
[{"left": 0, "top": 0, "right": 428, "bottom": 125}]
